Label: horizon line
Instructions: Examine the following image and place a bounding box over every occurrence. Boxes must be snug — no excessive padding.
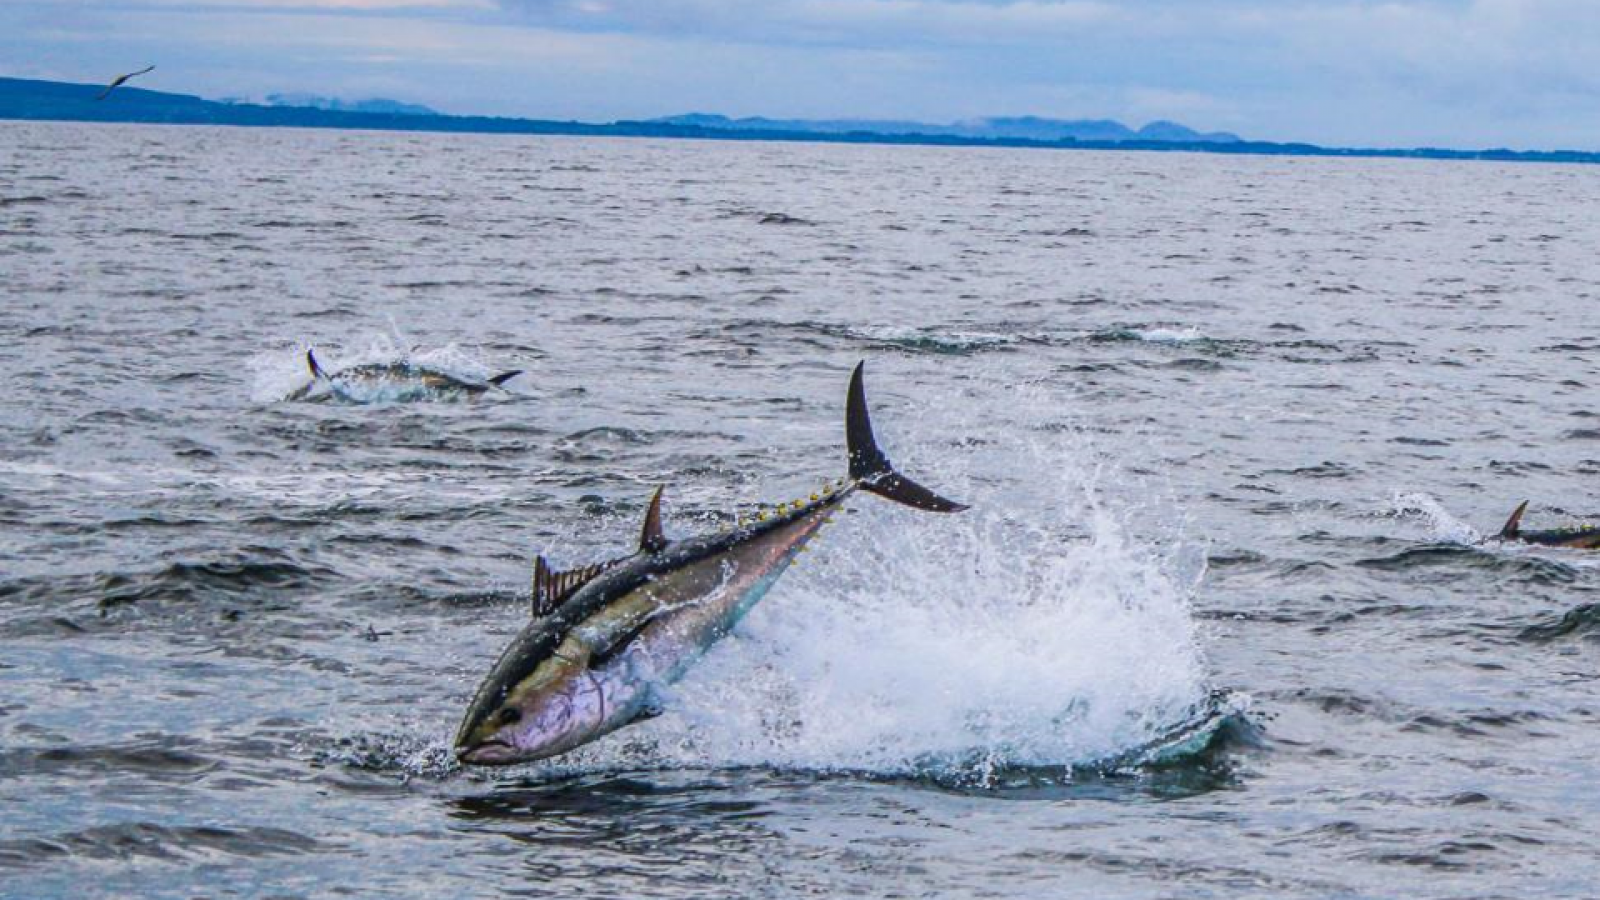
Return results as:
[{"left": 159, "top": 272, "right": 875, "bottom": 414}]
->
[{"left": 5, "top": 74, "right": 1600, "bottom": 165}]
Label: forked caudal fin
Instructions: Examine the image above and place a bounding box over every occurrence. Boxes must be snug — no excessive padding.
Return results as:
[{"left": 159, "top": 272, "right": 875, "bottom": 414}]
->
[
  {"left": 488, "top": 371, "right": 522, "bottom": 387},
  {"left": 1498, "top": 500, "right": 1529, "bottom": 539},
  {"left": 306, "top": 348, "right": 329, "bottom": 380},
  {"left": 845, "top": 361, "right": 967, "bottom": 513}
]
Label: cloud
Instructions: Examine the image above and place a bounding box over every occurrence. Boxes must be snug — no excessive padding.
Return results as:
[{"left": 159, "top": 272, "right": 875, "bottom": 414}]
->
[
  {"left": 1228, "top": 1, "right": 1600, "bottom": 91},
  {"left": 497, "top": 0, "right": 1121, "bottom": 44},
  {"left": 23, "top": 0, "right": 493, "bottom": 8}
]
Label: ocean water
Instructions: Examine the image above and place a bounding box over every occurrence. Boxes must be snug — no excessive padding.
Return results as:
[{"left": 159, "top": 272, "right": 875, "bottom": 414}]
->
[{"left": 2, "top": 121, "right": 1599, "bottom": 899}]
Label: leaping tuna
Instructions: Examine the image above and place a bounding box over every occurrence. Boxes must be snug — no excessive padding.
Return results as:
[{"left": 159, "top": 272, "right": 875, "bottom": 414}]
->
[
  {"left": 454, "top": 362, "right": 965, "bottom": 765},
  {"left": 285, "top": 348, "right": 521, "bottom": 403},
  {"left": 1494, "top": 501, "right": 1600, "bottom": 549}
]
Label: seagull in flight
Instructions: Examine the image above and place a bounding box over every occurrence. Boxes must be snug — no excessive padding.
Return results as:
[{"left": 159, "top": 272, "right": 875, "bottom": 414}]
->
[{"left": 94, "top": 65, "right": 155, "bottom": 101}]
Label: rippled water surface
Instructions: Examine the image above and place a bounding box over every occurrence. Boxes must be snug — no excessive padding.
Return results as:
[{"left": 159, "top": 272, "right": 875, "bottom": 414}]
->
[{"left": 3, "top": 122, "right": 1600, "bottom": 898}]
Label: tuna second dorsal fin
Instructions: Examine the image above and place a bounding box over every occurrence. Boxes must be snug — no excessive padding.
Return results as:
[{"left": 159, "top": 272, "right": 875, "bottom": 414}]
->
[
  {"left": 531, "top": 554, "right": 622, "bottom": 617},
  {"left": 1498, "top": 500, "right": 1530, "bottom": 540},
  {"left": 639, "top": 485, "right": 668, "bottom": 553},
  {"left": 307, "top": 348, "right": 329, "bottom": 380}
]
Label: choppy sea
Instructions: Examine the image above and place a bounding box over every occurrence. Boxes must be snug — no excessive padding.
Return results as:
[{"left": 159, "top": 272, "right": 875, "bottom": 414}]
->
[{"left": 2, "top": 121, "right": 1599, "bottom": 898}]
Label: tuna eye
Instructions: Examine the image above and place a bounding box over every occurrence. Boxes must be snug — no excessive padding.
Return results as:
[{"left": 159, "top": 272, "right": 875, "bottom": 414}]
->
[{"left": 496, "top": 707, "right": 522, "bottom": 726}]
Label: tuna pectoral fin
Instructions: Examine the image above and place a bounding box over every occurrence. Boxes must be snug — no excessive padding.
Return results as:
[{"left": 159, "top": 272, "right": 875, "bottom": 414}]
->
[
  {"left": 1499, "top": 500, "right": 1530, "bottom": 539},
  {"left": 845, "top": 361, "right": 968, "bottom": 513},
  {"left": 487, "top": 370, "right": 522, "bottom": 387}
]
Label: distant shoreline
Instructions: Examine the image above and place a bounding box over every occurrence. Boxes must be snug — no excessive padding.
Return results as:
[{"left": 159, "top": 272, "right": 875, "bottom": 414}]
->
[{"left": 5, "top": 76, "right": 1599, "bottom": 166}]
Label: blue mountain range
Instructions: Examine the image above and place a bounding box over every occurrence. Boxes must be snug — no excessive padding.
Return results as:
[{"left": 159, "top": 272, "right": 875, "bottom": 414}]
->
[
  {"left": 2, "top": 77, "right": 1595, "bottom": 165},
  {"left": 653, "top": 113, "right": 1241, "bottom": 144},
  {"left": 257, "top": 93, "right": 439, "bottom": 116}
]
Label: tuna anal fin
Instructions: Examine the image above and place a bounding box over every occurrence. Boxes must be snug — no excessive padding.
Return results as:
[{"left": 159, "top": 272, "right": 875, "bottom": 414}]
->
[
  {"left": 1498, "top": 500, "right": 1530, "bottom": 540},
  {"left": 531, "top": 554, "right": 623, "bottom": 617}
]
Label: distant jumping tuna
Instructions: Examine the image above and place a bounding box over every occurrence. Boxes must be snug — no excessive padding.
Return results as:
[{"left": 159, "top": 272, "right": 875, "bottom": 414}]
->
[
  {"left": 1495, "top": 501, "right": 1600, "bottom": 549},
  {"left": 454, "top": 362, "right": 966, "bottom": 765},
  {"left": 285, "top": 349, "right": 521, "bottom": 402}
]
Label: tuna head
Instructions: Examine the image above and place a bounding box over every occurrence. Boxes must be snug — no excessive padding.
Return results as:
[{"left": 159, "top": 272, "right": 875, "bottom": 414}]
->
[
  {"left": 454, "top": 605, "right": 656, "bottom": 765},
  {"left": 455, "top": 489, "right": 673, "bottom": 766},
  {"left": 455, "top": 651, "right": 620, "bottom": 765}
]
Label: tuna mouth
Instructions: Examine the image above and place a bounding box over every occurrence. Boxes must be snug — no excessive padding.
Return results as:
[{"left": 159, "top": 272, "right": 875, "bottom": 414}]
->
[{"left": 454, "top": 738, "right": 520, "bottom": 767}]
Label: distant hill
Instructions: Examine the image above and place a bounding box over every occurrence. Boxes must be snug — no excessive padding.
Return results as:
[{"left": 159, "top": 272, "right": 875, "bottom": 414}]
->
[
  {"left": 2, "top": 77, "right": 1596, "bottom": 165},
  {"left": 0, "top": 77, "right": 558, "bottom": 131},
  {"left": 652, "top": 113, "right": 1241, "bottom": 144},
  {"left": 259, "top": 94, "right": 438, "bottom": 116}
]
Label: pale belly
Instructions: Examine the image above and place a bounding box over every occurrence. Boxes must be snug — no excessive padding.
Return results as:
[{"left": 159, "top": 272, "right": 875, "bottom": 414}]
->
[{"left": 583, "top": 518, "right": 820, "bottom": 741}]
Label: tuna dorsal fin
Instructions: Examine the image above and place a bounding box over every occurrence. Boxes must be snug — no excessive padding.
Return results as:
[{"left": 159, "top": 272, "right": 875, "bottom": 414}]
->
[
  {"left": 487, "top": 370, "right": 522, "bottom": 388},
  {"left": 531, "top": 554, "right": 621, "bottom": 617},
  {"left": 307, "top": 348, "right": 329, "bottom": 380},
  {"left": 1499, "top": 500, "right": 1530, "bottom": 540},
  {"left": 639, "top": 485, "right": 668, "bottom": 553}
]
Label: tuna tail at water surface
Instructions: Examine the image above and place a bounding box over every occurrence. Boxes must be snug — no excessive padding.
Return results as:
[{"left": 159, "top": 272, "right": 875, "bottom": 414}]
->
[{"left": 275, "top": 348, "right": 330, "bottom": 402}]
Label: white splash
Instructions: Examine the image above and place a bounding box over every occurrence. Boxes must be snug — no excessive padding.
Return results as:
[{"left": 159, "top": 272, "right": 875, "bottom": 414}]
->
[
  {"left": 846, "top": 323, "right": 1022, "bottom": 353},
  {"left": 1388, "top": 492, "right": 1483, "bottom": 544},
  {"left": 545, "top": 420, "right": 1212, "bottom": 779},
  {"left": 1129, "top": 325, "right": 1205, "bottom": 344}
]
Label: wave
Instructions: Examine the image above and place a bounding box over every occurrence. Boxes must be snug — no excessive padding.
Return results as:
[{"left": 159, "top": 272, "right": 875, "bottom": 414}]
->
[
  {"left": 0, "top": 822, "right": 319, "bottom": 869},
  {"left": 1519, "top": 603, "right": 1600, "bottom": 642},
  {"left": 0, "top": 549, "right": 336, "bottom": 615},
  {"left": 1355, "top": 544, "right": 1582, "bottom": 585},
  {"left": 320, "top": 692, "right": 1256, "bottom": 795}
]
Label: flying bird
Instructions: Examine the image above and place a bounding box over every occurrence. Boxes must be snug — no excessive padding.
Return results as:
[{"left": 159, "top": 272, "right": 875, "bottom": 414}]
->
[{"left": 94, "top": 65, "right": 155, "bottom": 101}]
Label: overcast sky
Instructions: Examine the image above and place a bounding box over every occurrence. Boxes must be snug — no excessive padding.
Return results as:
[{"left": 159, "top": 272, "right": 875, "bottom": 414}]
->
[{"left": 4, "top": 0, "right": 1600, "bottom": 149}]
